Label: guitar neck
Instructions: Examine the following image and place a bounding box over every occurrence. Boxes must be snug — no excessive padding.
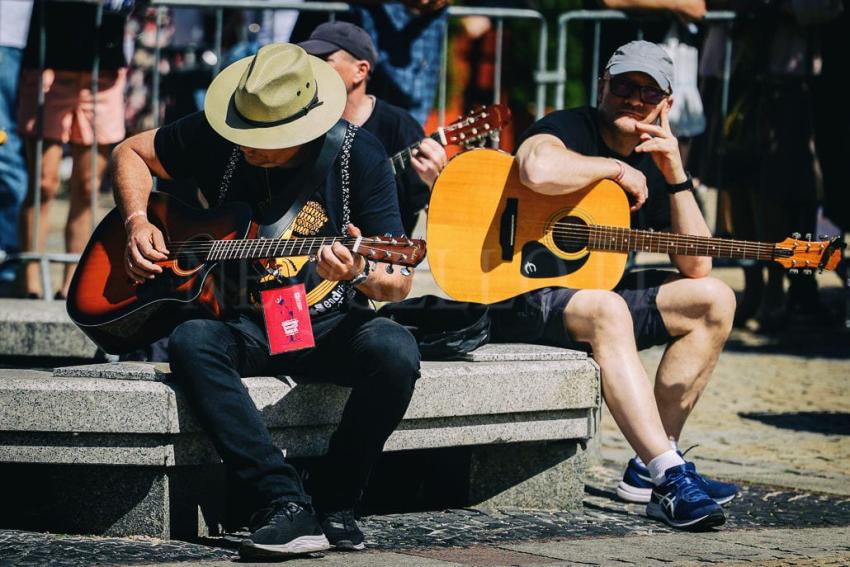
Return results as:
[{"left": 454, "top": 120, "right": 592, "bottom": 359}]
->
[
  {"left": 586, "top": 226, "right": 777, "bottom": 261},
  {"left": 389, "top": 131, "right": 444, "bottom": 176},
  {"left": 182, "top": 236, "right": 355, "bottom": 262}
]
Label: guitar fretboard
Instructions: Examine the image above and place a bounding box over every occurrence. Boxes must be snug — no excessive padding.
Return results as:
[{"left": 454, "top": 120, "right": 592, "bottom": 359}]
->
[
  {"left": 584, "top": 226, "right": 776, "bottom": 260},
  {"left": 173, "top": 236, "right": 354, "bottom": 262},
  {"left": 389, "top": 132, "right": 443, "bottom": 176}
]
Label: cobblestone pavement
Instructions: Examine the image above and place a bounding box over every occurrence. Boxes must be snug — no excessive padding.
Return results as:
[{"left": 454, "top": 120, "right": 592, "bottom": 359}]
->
[{"left": 2, "top": 464, "right": 850, "bottom": 566}]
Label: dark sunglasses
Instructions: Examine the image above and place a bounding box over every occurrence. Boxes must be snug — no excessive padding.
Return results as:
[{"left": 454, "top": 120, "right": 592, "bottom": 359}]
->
[{"left": 607, "top": 77, "right": 669, "bottom": 105}]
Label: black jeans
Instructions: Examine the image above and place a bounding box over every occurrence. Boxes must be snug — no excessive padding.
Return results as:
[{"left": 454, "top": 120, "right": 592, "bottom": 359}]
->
[{"left": 168, "top": 307, "right": 420, "bottom": 512}]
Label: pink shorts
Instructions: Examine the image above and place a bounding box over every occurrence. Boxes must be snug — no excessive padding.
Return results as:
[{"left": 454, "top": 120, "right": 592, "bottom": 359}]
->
[{"left": 18, "top": 68, "right": 127, "bottom": 145}]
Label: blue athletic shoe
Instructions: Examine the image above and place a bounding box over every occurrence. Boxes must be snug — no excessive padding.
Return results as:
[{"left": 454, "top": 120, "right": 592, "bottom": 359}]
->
[
  {"left": 616, "top": 456, "right": 738, "bottom": 505},
  {"left": 646, "top": 464, "right": 726, "bottom": 530}
]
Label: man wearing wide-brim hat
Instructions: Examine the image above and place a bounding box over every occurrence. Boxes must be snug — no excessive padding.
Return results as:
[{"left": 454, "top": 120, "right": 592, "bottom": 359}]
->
[{"left": 111, "top": 43, "right": 420, "bottom": 558}]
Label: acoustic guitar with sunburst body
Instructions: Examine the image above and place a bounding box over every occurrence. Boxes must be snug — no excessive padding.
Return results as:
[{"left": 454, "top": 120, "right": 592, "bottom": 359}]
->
[{"left": 426, "top": 149, "right": 844, "bottom": 305}]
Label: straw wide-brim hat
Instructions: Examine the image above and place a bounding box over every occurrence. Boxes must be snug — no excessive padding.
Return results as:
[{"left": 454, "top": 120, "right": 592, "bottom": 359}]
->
[{"left": 204, "top": 43, "right": 346, "bottom": 149}]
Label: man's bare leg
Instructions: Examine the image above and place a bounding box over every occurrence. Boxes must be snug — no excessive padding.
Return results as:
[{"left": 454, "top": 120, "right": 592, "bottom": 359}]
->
[
  {"left": 564, "top": 289, "right": 672, "bottom": 463},
  {"left": 653, "top": 276, "right": 736, "bottom": 441}
]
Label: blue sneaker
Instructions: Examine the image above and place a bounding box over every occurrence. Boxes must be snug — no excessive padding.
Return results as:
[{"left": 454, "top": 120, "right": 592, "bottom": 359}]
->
[
  {"left": 646, "top": 464, "right": 726, "bottom": 530},
  {"left": 617, "top": 456, "right": 738, "bottom": 505}
]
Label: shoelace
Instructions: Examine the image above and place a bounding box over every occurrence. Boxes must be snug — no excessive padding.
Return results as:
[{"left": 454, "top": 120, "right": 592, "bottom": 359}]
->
[
  {"left": 679, "top": 444, "right": 700, "bottom": 459},
  {"left": 666, "top": 468, "right": 707, "bottom": 503},
  {"left": 250, "top": 501, "right": 303, "bottom": 530}
]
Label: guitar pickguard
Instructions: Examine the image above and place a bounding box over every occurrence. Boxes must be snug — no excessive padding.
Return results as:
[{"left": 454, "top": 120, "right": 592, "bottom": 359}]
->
[{"left": 519, "top": 241, "right": 589, "bottom": 279}]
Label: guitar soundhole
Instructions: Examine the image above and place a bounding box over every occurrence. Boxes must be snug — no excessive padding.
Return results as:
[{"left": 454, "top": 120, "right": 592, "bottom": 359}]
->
[
  {"left": 173, "top": 234, "right": 210, "bottom": 272},
  {"left": 552, "top": 216, "right": 588, "bottom": 254}
]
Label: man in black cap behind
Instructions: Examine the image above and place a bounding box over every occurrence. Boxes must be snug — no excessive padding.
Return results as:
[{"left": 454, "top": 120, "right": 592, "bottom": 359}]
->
[
  {"left": 494, "top": 40, "right": 738, "bottom": 530},
  {"left": 300, "top": 21, "right": 447, "bottom": 235}
]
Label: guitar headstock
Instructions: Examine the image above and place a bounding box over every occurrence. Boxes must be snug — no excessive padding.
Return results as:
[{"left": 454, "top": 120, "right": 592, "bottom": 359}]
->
[
  {"left": 772, "top": 234, "right": 845, "bottom": 273},
  {"left": 356, "top": 237, "right": 427, "bottom": 268},
  {"left": 443, "top": 103, "right": 512, "bottom": 148}
]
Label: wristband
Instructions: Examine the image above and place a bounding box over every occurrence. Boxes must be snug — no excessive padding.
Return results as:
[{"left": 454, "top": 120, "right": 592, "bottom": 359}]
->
[
  {"left": 124, "top": 210, "right": 147, "bottom": 227},
  {"left": 667, "top": 172, "right": 694, "bottom": 194},
  {"left": 610, "top": 159, "right": 625, "bottom": 183},
  {"left": 348, "top": 259, "right": 371, "bottom": 286}
]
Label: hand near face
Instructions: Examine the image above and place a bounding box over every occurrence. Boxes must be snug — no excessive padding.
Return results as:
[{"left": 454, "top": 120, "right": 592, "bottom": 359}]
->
[{"left": 633, "top": 101, "right": 687, "bottom": 184}]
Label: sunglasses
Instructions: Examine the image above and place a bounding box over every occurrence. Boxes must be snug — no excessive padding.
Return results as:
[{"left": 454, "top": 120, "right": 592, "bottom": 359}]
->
[{"left": 607, "top": 77, "right": 670, "bottom": 105}]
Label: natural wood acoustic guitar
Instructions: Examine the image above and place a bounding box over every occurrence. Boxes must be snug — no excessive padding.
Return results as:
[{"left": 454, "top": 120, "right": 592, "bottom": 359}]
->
[
  {"left": 426, "top": 149, "right": 844, "bottom": 304},
  {"left": 67, "top": 192, "right": 426, "bottom": 354}
]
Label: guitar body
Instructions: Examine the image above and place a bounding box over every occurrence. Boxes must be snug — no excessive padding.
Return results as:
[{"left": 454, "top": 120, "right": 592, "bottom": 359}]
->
[
  {"left": 67, "top": 192, "right": 252, "bottom": 354},
  {"left": 427, "top": 149, "right": 631, "bottom": 304}
]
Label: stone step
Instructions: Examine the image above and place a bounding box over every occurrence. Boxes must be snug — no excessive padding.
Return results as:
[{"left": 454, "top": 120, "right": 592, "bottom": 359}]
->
[{"left": 0, "top": 298, "right": 97, "bottom": 358}]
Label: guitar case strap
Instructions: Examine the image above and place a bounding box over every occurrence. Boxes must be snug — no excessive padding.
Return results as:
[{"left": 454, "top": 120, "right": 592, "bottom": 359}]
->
[{"left": 257, "top": 119, "right": 349, "bottom": 239}]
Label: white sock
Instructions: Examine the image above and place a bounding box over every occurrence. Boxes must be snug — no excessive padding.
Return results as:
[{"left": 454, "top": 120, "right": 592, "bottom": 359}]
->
[
  {"left": 635, "top": 439, "right": 678, "bottom": 467},
  {"left": 647, "top": 450, "right": 686, "bottom": 486}
]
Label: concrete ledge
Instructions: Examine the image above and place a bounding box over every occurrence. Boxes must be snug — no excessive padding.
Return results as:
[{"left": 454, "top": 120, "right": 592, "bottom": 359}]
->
[
  {"left": 0, "top": 345, "right": 601, "bottom": 537},
  {"left": 0, "top": 298, "right": 97, "bottom": 358}
]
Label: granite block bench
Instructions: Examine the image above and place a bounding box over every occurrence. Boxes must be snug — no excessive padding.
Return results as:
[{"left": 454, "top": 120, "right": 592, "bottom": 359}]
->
[{"left": 0, "top": 340, "right": 600, "bottom": 540}]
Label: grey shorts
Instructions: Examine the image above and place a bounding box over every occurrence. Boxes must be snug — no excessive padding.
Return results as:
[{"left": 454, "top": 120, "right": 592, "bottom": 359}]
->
[{"left": 489, "top": 270, "right": 674, "bottom": 352}]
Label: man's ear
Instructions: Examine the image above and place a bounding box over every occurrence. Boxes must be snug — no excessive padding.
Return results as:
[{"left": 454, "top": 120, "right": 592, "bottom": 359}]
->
[{"left": 357, "top": 60, "right": 371, "bottom": 82}]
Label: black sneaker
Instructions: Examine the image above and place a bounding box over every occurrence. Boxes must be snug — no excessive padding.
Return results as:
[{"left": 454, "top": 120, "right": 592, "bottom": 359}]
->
[
  {"left": 239, "top": 501, "right": 330, "bottom": 559},
  {"left": 320, "top": 509, "right": 366, "bottom": 551}
]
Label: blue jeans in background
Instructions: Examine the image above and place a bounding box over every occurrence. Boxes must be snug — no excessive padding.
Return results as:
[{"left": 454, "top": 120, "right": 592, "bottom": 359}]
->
[{"left": 0, "top": 46, "right": 28, "bottom": 284}]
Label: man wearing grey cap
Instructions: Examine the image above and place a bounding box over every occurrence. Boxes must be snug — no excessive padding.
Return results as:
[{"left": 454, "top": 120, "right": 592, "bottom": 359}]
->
[
  {"left": 300, "top": 21, "right": 447, "bottom": 235},
  {"left": 492, "top": 40, "right": 738, "bottom": 530}
]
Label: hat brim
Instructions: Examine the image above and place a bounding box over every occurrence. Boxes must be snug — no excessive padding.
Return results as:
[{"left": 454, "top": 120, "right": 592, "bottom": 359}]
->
[
  {"left": 204, "top": 53, "right": 346, "bottom": 150},
  {"left": 607, "top": 62, "right": 672, "bottom": 93},
  {"left": 298, "top": 38, "right": 342, "bottom": 58}
]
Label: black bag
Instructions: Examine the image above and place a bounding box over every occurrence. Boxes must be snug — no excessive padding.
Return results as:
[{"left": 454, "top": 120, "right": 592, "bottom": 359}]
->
[{"left": 378, "top": 295, "right": 491, "bottom": 360}]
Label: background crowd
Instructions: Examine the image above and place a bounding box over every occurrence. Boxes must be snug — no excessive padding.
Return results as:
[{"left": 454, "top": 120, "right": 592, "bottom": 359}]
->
[{"left": 0, "top": 0, "right": 845, "bottom": 333}]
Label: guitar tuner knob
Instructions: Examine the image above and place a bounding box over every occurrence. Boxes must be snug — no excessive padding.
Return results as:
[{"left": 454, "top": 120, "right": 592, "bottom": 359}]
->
[
  {"left": 803, "top": 269, "right": 813, "bottom": 275},
  {"left": 792, "top": 232, "right": 801, "bottom": 239},
  {"left": 819, "top": 234, "right": 830, "bottom": 240},
  {"left": 400, "top": 267, "right": 411, "bottom": 276},
  {"left": 385, "top": 264, "right": 394, "bottom": 274},
  {"left": 805, "top": 233, "right": 812, "bottom": 241},
  {"left": 789, "top": 268, "right": 799, "bottom": 274}
]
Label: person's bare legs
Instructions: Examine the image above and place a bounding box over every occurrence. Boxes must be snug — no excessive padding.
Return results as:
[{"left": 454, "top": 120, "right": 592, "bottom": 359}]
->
[
  {"left": 19, "top": 140, "right": 63, "bottom": 297},
  {"left": 60, "top": 143, "right": 111, "bottom": 298},
  {"left": 653, "top": 276, "right": 736, "bottom": 441},
  {"left": 563, "top": 289, "right": 671, "bottom": 463}
]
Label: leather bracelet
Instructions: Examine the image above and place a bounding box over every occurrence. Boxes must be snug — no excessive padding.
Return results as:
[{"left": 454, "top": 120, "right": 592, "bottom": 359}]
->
[
  {"left": 667, "top": 172, "right": 694, "bottom": 194},
  {"left": 348, "top": 258, "right": 371, "bottom": 286},
  {"left": 124, "top": 210, "right": 147, "bottom": 227}
]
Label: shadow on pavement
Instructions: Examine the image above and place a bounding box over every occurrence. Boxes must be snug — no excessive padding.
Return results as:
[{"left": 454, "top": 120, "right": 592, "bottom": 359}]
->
[{"left": 739, "top": 411, "right": 850, "bottom": 435}]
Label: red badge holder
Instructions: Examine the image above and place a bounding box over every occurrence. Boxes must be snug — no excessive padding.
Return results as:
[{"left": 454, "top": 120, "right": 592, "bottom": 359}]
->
[{"left": 260, "top": 284, "right": 315, "bottom": 354}]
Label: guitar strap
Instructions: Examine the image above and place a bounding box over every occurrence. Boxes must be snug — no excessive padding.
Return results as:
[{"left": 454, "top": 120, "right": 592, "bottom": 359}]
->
[{"left": 257, "top": 119, "right": 349, "bottom": 239}]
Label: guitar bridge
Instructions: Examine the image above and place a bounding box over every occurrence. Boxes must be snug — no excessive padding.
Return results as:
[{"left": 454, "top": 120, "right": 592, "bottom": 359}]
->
[{"left": 499, "top": 198, "right": 518, "bottom": 261}]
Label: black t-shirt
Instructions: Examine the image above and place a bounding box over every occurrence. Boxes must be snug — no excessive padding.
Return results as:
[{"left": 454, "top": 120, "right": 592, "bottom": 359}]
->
[
  {"left": 516, "top": 106, "right": 671, "bottom": 231},
  {"left": 362, "top": 98, "right": 430, "bottom": 232},
  {"left": 153, "top": 111, "right": 403, "bottom": 335},
  {"left": 23, "top": 3, "right": 127, "bottom": 71}
]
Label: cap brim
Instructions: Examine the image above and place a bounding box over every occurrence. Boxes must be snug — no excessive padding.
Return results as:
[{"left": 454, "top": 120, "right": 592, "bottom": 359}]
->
[
  {"left": 204, "top": 53, "right": 346, "bottom": 149},
  {"left": 607, "top": 62, "right": 671, "bottom": 92},
  {"left": 298, "top": 38, "right": 341, "bottom": 58}
]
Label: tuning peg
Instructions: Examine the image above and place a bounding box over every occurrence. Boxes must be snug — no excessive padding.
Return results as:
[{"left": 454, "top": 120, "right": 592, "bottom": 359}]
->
[
  {"left": 802, "top": 269, "right": 813, "bottom": 275},
  {"left": 400, "top": 267, "right": 411, "bottom": 276},
  {"left": 789, "top": 269, "right": 799, "bottom": 274},
  {"left": 805, "top": 233, "right": 812, "bottom": 241},
  {"left": 385, "top": 264, "right": 394, "bottom": 274},
  {"left": 818, "top": 234, "right": 831, "bottom": 240},
  {"left": 791, "top": 232, "right": 801, "bottom": 239}
]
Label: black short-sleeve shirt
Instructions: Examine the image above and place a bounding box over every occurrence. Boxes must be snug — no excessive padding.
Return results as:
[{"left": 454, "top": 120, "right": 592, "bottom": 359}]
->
[
  {"left": 362, "top": 98, "right": 430, "bottom": 233},
  {"left": 153, "top": 111, "right": 404, "bottom": 334},
  {"left": 516, "top": 106, "right": 671, "bottom": 231}
]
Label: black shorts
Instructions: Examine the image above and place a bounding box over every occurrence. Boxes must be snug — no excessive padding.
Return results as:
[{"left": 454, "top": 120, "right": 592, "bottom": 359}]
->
[{"left": 489, "top": 270, "right": 674, "bottom": 352}]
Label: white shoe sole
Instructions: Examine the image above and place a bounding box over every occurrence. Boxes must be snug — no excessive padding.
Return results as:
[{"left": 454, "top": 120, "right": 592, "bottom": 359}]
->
[
  {"left": 646, "top": 502, "right": 726, "bottom": 529},
  {"left": 616, "top": 481, "right": 652, "bottom": 503},
  {"left": 240, "top": 534, "right": 331, "bottom": 557},
  {"left": 617, "top": 481, "right": 737, "bottom": 506}
]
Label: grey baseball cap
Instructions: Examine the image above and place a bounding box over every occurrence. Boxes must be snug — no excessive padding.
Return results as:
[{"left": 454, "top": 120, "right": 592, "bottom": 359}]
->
[
  {"left": 298, "top": 21, "right": 378, "bottom": 68},
  {"left": 605, "top": 40, "right": 674, "bottom": 92}
]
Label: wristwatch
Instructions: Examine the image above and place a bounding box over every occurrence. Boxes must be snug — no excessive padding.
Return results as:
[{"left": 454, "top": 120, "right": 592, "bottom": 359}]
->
[
  {"left": 348, "top": 260, "right": 371, "bottom": 286},
  {"left": 667, "top": 172, "right": 694, "bottom": 194}
]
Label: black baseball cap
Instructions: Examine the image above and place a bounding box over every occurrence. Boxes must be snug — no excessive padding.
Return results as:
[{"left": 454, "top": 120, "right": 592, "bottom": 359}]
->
[{"left": 299, "top": 21, "right": 378, "bottom": 68}]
